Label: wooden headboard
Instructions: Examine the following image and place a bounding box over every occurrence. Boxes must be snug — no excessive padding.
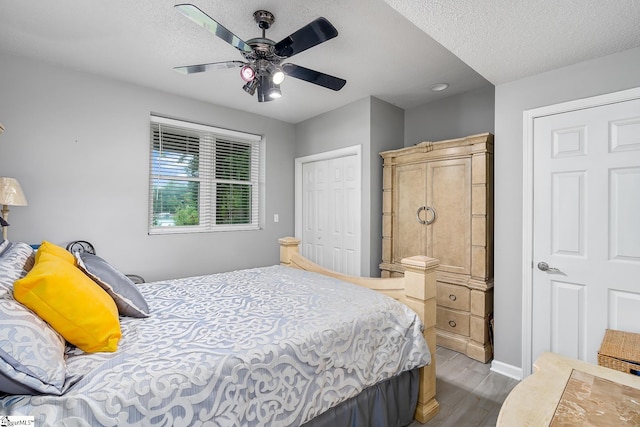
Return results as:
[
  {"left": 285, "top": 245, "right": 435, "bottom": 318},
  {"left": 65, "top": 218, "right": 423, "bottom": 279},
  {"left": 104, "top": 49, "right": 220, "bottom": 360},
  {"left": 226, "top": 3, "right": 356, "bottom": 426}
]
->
[{"left": 278, "top": 237, "right": 439, "bottom": 423}]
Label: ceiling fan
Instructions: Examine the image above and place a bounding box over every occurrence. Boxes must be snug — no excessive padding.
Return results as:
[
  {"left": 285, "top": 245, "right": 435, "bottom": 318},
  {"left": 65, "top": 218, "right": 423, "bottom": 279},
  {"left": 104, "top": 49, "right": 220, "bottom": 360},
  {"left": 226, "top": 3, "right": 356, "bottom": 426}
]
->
[{"left": 173, "top": 4, "right": 347, "bottom": 102}]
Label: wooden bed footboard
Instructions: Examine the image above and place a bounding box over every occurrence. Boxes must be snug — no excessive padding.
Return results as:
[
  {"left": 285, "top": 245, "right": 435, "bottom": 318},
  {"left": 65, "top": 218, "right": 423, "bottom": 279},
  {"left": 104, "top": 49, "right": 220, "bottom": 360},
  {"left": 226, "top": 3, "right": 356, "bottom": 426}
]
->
[{"left": 279, "top": 237, "right": 439, "bottom": 423}]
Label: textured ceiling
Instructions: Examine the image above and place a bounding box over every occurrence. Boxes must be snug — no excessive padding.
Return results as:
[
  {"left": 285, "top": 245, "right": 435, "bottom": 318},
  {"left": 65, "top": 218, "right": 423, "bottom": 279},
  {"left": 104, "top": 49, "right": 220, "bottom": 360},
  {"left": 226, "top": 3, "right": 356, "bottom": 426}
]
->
[
  {"left": 1, "top": 1, "right": 638, "bottom": 124},
  {"left": 385, "top": 0, "right": 640, "bottom": 85}
]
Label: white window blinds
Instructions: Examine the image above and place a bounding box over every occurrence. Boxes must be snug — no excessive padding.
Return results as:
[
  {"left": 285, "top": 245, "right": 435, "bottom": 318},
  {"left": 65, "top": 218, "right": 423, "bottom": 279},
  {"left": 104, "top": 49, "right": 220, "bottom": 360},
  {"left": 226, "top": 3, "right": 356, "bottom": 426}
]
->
[{"left": 148, "top": 115, "right": 262, "bottom": 234}]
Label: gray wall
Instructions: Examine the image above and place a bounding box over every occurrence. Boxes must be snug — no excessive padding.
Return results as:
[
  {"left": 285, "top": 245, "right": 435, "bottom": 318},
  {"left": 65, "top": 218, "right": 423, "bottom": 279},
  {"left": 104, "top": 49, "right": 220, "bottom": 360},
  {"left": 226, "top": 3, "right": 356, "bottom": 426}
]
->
[
  {"left": 0, "top": 52, "right": 296, "bottom": 282},
  {"left": 494, "top": 46, "right": 640, "bottom": 371},
  {"left": 404, "top": 85, "right": 495, "bottom": 146},
  {"left": 294, "top": 96, "right": 404, "bottom": 277},
  {"left": 294, "top": 97, "right": 371, "bottom": 275},
  {"left": 294, "top": 97, "right": 371, "bottom": 158}
]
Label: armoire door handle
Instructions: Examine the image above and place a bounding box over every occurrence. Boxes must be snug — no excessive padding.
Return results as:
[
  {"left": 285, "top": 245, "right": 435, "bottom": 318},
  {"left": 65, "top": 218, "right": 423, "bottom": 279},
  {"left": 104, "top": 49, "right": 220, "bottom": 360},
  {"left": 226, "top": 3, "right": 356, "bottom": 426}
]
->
[
  {"left": 416, "top": 206, "right": 427, "bottom": 224},
  {"left": 424, "top": 206, "right": 436, "bottom": 225},
  {"left": 416, "top": 206, "right": 437, "bottom": 225}
]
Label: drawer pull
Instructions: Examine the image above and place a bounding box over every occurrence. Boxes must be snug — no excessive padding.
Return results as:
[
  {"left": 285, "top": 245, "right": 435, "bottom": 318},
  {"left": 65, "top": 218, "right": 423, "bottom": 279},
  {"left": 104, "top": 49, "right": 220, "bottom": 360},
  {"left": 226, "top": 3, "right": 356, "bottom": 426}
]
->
[
  {"left": 448, "top": 320, "right": 457, "bottom": 328},
  {"left": 448, "top": 294, "right": 457, "bottom": 301}
]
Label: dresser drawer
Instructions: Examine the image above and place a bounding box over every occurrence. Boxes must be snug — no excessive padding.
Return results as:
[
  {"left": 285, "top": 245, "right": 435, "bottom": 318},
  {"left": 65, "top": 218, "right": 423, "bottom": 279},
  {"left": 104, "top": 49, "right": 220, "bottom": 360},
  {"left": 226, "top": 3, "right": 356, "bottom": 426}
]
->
[
  {"left": 437, "top": 307, "right": 470, "bottom": 337},
  {"left": 436, "top": 282, "right": 470, "bottom": 311}
]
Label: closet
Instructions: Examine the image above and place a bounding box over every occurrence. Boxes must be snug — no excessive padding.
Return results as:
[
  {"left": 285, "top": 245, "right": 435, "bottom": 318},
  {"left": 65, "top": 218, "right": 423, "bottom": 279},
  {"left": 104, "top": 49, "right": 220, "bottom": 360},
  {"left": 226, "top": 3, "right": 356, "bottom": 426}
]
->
[{"left": 380, "top": 133, "right": 493, "bottom": 362}]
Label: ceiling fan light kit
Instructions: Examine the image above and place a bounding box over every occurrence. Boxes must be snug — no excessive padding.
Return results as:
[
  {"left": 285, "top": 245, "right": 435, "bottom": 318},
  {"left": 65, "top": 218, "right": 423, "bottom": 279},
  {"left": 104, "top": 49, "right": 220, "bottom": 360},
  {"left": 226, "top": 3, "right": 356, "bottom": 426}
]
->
[
  {"left": 242, "top": 79, "right": 258, "bottom": 95},
  {"left": 174, "top": 3, "right": 346, "bottom": 102},
  {"left": 240, "top": 64, "right": 256, "bottom": 82},
  {"left": 269, "top": 85, "right": 282, "bottom": 99},
  {"left": 267, "top": 63, "right": 285, "bottom": 85}
]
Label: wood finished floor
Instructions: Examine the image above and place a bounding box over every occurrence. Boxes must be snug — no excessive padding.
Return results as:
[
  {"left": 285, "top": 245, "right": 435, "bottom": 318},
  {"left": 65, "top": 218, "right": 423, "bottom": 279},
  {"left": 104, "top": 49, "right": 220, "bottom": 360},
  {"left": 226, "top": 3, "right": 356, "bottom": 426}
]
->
[{"left": 410, "top": 347, "right": 520, "bottom": 427}]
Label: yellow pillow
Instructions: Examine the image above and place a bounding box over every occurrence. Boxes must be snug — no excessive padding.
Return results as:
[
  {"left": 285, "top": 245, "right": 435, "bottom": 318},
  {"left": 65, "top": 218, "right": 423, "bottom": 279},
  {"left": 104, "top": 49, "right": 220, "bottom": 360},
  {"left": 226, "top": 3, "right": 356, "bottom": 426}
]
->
[
  {"left": 35, "top": 240, "right": 76, "bottom": 265},
  {"left": 14, "top": 252, "right": 121, "bottom": 353}
]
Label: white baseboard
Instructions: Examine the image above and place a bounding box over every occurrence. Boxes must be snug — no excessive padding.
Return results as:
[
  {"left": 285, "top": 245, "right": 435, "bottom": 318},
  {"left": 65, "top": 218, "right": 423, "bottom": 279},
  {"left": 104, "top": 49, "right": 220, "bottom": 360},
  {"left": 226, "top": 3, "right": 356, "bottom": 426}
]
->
[{"left": 490, "top": 359, "right": 523, "bottom": 381}]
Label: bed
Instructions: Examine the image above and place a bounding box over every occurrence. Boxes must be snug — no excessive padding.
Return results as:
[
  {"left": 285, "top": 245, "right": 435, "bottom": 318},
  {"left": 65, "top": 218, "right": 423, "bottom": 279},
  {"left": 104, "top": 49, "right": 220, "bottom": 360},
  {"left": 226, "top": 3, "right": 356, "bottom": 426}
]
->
[{"left": 0, "top": 237, "right": 439, "bottom": 426}]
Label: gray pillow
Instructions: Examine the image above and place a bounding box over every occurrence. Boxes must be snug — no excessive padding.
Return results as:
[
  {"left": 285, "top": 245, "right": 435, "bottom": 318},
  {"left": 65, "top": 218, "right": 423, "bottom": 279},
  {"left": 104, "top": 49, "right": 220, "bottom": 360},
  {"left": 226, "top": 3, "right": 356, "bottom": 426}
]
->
[
  {"left": 0, "top": 242, "right": 35, "bottom": 296},
  {"left": 0, "top": 239, "right": 9, "bottom": 255},
  {"left": 0, "top": 241, "right": 68, "bottom": 395},
  {"left": 0, "top": 290, "right": 66, "bottom": 396},
  {"left": 76, "top": 252, "right": 150, "bottom": 318}
]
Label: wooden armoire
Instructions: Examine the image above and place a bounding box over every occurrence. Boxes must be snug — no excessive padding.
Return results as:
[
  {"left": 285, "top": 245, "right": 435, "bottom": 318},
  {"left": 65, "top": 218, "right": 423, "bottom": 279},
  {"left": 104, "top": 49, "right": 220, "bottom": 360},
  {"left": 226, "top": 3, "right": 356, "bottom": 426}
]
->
[{"left": 380, "top": 133, "right": 494, "bottom": 362}]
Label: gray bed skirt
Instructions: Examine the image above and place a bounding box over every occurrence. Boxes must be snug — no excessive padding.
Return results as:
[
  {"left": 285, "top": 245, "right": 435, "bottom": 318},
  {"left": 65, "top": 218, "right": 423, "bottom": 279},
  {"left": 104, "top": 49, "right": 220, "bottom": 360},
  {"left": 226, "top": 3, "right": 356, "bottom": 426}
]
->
[{"left": 303, "top": 368, "right": 420, "bottom": 427}]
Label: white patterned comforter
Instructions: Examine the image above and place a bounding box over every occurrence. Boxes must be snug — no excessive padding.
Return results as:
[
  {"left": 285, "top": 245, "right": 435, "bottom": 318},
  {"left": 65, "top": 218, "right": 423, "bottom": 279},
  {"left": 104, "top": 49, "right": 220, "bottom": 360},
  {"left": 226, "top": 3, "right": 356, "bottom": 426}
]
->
[{"left": 1, "top": 265, "right": 430, "bottom": 426}]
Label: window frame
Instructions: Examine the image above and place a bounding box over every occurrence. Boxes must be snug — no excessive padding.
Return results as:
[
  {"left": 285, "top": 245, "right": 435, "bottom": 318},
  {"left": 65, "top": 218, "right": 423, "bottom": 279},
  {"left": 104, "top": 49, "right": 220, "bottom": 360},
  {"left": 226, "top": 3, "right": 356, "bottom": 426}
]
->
[{"left": 148, "top": 115, "right": 263, "bottom": 235}]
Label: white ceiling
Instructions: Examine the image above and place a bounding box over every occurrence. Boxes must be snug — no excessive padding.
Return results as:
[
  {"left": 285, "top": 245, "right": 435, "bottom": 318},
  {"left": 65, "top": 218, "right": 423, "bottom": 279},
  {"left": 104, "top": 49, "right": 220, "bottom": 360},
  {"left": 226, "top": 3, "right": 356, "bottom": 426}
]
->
[
  {"left": 384, "top": 0, "right": 640, "bottom": 85},
  {"left": 1, "top": 1, "right": 638, "bottom": 124}
]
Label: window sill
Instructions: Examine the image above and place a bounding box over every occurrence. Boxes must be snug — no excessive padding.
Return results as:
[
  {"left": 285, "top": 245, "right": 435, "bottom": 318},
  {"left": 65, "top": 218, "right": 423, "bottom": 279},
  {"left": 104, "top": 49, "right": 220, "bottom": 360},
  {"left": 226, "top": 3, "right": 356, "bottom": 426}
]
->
[{"left": 148, "top": 224, "right": 260, "bottom": 235}]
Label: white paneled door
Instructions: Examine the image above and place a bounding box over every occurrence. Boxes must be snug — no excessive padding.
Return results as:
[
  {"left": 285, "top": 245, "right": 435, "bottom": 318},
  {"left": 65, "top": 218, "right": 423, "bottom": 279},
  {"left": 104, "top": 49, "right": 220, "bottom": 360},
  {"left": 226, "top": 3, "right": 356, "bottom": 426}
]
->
[
  {"left": 531, "top": 97, "right": 640, "bottom": 366},
  {"left": 301, "top": 154, "right": 360, "bottom": 276}
]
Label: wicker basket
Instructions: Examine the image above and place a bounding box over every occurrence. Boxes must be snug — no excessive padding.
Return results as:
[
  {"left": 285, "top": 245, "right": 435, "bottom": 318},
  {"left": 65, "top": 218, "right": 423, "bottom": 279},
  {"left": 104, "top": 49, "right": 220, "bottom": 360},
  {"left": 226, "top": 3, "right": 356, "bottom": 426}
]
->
[{"left": 598, "top": 329, "right": 640, "bottom": 375}]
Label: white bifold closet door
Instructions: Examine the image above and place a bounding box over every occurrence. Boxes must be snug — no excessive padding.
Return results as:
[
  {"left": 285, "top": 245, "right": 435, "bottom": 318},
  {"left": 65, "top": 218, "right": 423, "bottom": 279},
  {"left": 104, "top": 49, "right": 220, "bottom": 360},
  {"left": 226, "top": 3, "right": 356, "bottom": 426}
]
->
[{"left": 301, "top": 154, "right": 360, "bottom": 276}]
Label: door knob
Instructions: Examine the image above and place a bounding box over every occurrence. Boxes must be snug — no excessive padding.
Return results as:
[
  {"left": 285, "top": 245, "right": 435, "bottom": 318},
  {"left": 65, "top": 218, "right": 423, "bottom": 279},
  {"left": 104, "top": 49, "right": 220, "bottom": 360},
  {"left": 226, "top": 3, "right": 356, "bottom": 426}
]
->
[{"left": 537, "top": 262, "right": 560, "bottom": 273}]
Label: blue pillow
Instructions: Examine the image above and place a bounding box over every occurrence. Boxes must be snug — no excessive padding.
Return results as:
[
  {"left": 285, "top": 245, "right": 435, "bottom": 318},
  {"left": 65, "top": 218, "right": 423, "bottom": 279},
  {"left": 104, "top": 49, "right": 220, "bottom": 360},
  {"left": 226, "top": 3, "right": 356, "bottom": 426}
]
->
[{"left": 75, "top": 252, "right": 150, "bottom": 318}]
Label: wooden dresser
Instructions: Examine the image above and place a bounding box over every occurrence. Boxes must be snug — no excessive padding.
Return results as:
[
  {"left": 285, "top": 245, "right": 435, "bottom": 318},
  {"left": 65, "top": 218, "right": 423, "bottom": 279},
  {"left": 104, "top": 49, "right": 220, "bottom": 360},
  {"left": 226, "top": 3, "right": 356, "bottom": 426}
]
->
[{"left": 380, "top": 133, "right": 494, "bottom": 362}]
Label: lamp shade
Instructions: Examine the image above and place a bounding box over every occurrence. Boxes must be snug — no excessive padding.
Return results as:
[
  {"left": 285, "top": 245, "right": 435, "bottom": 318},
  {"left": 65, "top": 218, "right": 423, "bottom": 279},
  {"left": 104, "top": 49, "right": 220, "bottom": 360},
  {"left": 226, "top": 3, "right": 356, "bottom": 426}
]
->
[{"left": 0, "top": 177, "right": 28, "bottom": 206}]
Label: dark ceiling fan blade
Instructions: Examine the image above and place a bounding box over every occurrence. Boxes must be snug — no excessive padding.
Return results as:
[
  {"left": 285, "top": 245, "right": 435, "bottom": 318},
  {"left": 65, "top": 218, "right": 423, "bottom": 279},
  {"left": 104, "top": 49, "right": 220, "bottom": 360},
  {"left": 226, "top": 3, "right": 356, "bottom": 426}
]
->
[
  {"left": 174, "top": 61, "right": 245, "bottom": 74},
  {"left": 274, "top": 17, "right": 338, "bottom": 58},
  {"left": 282, "top": 63, "right": 346, "bottom": 91},
  {"left": 175, "top": 4, "right": 252, "bottom": 54}
]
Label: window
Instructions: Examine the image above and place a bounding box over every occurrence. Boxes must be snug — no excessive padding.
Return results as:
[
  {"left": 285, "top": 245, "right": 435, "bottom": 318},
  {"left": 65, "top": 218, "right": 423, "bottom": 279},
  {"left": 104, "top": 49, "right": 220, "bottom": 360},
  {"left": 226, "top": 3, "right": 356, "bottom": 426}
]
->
[{"left": 148, "top": 115, "right": 262, "bottom": 234}]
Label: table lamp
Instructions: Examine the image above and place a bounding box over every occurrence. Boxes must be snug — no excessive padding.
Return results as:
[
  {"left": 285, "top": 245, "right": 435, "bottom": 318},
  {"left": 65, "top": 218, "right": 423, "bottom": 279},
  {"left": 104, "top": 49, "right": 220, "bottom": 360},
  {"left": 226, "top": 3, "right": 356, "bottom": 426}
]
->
[{"left": 0, "top": 177, "right": 28, "bottom": 240}]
